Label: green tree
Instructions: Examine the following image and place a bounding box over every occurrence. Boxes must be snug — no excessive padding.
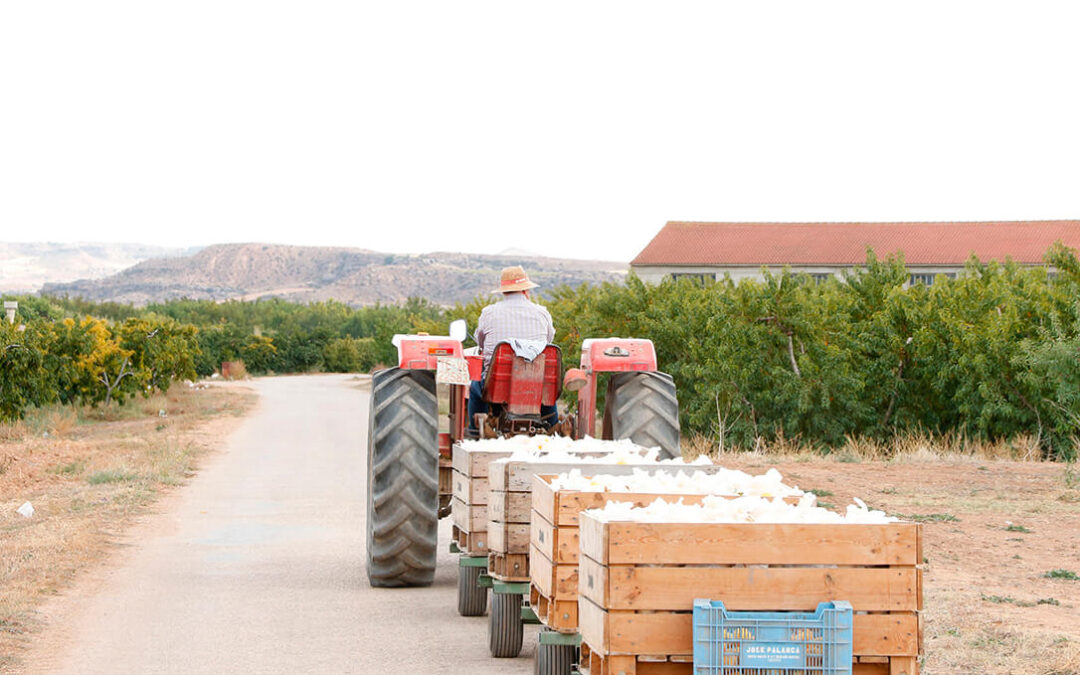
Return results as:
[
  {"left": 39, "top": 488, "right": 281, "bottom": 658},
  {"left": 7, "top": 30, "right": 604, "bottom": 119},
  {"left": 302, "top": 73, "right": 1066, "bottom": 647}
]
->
[
  {"left": 0, "top": 321, "right": 57, "bottom": 421},
  {"left": 323, "top": 336, "right": 380, "bottom": 373},
  {"left": 119, "top": 316, "right": 200, "bottom": 394}
]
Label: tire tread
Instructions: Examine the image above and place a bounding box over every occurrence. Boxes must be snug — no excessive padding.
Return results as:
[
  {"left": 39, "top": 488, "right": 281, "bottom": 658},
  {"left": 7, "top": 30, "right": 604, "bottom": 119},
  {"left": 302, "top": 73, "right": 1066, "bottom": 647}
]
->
[{"left": 367, "top": 368, "right": 439, "bottom": 587}]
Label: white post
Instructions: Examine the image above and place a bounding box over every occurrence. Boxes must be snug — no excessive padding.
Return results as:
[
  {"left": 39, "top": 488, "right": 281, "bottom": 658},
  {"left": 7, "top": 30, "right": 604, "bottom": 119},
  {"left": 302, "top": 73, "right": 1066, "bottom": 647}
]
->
[{"left": 3, "top": 301, "right": 16, "bottom": 325}]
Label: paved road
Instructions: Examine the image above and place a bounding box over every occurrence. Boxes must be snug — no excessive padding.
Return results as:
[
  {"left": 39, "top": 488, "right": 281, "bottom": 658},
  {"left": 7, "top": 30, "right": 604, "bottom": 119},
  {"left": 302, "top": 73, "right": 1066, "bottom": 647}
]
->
[{"left": 27, "top": 375, "right": 536, "bottom": 674}]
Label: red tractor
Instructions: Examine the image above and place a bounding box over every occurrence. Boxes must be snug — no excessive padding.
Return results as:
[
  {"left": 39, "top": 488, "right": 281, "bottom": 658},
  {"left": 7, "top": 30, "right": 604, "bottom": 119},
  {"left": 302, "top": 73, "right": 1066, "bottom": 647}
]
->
[{"left": 366, "top": 320, "right": 679, "bottom": 588}]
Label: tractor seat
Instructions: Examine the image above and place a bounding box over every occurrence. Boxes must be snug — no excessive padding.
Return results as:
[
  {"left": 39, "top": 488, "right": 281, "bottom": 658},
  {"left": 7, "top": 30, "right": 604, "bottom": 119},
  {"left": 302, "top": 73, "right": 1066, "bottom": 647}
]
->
[{"left": 482, "top": 342, "right": 562, "bottom": 413}]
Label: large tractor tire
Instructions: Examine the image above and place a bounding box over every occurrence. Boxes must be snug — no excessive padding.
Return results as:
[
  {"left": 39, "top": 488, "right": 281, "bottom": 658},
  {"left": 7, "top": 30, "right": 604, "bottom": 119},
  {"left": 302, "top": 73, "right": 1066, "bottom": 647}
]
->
[
  {"left": 602, "top": 371, "right": 681, "bottom": 459},
  {"left": 457, "top": 565, "right": 488, "bottom": 616},
  {"left": 366, "top": 368, "right": 439, "bottom": 587},
  {"left": 489, "top": 591, "right": 524, "bottom": 657}
]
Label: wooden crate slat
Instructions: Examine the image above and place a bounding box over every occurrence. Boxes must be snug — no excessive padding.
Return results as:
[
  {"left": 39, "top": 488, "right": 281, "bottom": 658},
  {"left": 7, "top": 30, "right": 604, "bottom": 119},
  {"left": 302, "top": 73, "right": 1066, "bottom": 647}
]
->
[
  {"left": 450, "top": 442, "right": 513, "bottom": 479},
  {"left": 452, "top": 470, "right": 489, "bottom": 506},
  {"left": 488, "top": 521, "right": 530, "bottom": 554},
  {"left": 579, "top": 513, "right": 609, "bottom": 564},
  {"left": 488, "top": 490, "right": 531, "bottom": 524},
  {"left": 531, "top": 511, "right": 556, "bottom": 560},
  {"left": 529, "top": 544, "right": 555, "bottom": 597},
  {"left": 544, "top": 519, "right": 581, "bottom": 565},
  {"left": 579, "top": 555, "right": 919, "bottom": 612},
  {"left": 580, "top": 598, "right": 919, "bottom": 658},
  {"left": 488, "top": 552, "right": 529, "bottom": 581},
  {"left": 438, "top": 461, "right": 453, "bottom": 495},
  {"left": 530, "top": 584, "right": 578, "bottom": 632},
  {"left": 456, "top": 528, "right": 488, "bottom": 556},
  {"left": 530, "top": 512, "right": 580, "bottom": 564},
  {"left": 580, "top": 517, "right": 921, "bottom": 566},
  {"left": 528, "top": 544, "right": 578, "bottom": 600},
  {"left": 532, "top": 474, "right": 559, "bottom": 524},
  {"left": 450, "top": 497, "right": 486, "bottom": 533},
  {"left": 548, "top": 600, "right": 579, "bottom": 631},
  {"left": 583, "top": 655, "right": 690, "bottom": 675},
  {"left": 577, "top": 660, "right": 901, "bottom": 675}
]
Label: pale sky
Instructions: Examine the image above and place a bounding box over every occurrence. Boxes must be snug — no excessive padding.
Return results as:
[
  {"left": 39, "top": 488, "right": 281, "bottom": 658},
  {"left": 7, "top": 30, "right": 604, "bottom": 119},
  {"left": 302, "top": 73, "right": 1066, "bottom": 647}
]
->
[{"left": 1, "top": 1, "right": 1078, "bottom": 263}]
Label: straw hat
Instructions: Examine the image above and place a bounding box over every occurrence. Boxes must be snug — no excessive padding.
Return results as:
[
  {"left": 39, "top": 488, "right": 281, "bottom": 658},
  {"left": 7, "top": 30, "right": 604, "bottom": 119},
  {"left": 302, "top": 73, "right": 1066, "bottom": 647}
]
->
[{"left": 493, "top": 265, "right": 539, "bottom": 293}]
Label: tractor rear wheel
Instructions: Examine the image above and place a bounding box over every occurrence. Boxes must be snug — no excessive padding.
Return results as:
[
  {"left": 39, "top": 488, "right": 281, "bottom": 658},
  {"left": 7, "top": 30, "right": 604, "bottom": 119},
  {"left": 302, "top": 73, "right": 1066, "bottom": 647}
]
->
[
  {"left": 489, "top": 591, "right": 524, "bottom": 657},
  {"left": 457, "top": 565, "right": 488, "bottom": 616},
  {"left": 366, "top": 367, "right": 439, "bottom": 587},
  {"left": 603, "top": 371, "right": 681, "bottom": 459}
]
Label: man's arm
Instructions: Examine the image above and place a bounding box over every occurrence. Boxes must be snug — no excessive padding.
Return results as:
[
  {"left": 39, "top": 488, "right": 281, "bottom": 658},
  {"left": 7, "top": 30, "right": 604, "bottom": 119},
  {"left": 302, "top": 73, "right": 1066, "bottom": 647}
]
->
[{"left": 476, "top": 308, "right": 489, "bottom": 352}]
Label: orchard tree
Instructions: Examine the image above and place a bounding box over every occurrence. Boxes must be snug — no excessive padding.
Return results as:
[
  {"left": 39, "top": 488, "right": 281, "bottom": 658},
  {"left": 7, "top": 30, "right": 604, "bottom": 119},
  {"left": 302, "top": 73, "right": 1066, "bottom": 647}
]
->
[
  {"left": 119, "top": 316, "right": 200, "bottom": 394},
  {"left": 52, "top": 317, "right": 138, "bottom": 406},
  {"left": 0, "top": 321, "right": 56, "bottom": 421}
]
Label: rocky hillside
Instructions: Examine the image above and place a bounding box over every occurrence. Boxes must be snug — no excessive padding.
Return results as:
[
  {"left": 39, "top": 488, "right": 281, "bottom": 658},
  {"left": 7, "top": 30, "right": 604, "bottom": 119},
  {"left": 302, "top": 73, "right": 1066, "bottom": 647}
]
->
[
  {"left": 39, "top": 243, "right": 627, "bottom": 306},
  {"left": 0, "top": 242, "right": 192, "bottom": 293}
]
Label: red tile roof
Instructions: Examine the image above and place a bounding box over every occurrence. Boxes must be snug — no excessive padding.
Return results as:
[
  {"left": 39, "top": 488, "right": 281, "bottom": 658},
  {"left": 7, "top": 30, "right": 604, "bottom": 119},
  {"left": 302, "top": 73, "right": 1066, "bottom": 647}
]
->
[{"left": 631, "top": 221, "right": 1080, "bottom": 267}]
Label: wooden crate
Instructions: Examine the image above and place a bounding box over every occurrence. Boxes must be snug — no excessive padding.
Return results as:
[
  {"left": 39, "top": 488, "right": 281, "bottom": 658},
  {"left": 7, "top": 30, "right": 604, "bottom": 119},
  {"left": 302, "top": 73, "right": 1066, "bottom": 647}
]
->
[
  {"left": 529, "top": 474, "right": 800, "bottom": 634},
  {"left": 450, "top": 442, "right": 624, "bottom": 557},
  {"left": 487, "top": 479, "right": 533, "bottom": 581},
  {"left": 451, "top": 525, "right": 488, "bottom": 557},
  {"left": 578, "top": 514, "right": 923, "bottom": 675},
  {"left": 450, "top": 443, "right": 516, "bottom": 556},
  {"left": 486, "top": 459, "right": 732, "bottom": 582}
]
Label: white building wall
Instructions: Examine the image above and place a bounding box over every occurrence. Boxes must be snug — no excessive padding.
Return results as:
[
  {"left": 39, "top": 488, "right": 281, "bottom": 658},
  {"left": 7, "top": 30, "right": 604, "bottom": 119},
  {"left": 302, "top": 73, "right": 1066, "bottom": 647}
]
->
[{"left": 633, "top": 264, "right": 994, "bottom": 285}]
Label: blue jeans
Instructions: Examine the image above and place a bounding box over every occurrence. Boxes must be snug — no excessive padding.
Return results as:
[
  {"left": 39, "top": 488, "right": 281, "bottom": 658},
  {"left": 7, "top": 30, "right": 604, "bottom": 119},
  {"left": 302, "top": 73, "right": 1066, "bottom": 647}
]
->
[
  {"left": 467, "top": 379, "right": 558, "bottom": 432},
  {"left": 467, "top": 380, "right": 488, "bottom": 432}
]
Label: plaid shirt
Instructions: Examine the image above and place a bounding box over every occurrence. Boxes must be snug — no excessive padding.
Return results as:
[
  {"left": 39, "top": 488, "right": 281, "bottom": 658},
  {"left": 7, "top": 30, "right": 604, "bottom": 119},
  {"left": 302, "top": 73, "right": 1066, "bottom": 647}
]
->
[{"left": 476, "top": 293, "right": 555, "bottom": 369}]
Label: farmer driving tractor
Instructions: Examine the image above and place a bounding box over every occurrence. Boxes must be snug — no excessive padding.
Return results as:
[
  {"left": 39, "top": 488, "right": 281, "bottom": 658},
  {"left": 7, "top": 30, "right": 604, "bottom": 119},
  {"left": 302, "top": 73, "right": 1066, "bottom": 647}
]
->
[{"left": 467, "top": 265, "right": 558, "bottom": 432}]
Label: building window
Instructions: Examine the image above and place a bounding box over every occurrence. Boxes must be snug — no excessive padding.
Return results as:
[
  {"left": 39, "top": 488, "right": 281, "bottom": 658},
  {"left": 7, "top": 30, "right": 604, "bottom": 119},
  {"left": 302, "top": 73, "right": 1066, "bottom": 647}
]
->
[
  {"left": 809, "top": 273, "right": 832, "bottom": 285},
  {"left": 908, "top": 272, "right": 957, "bottom": 285},
  {"left": 670, "top": 272, "right": 716, "bottom": 285}
]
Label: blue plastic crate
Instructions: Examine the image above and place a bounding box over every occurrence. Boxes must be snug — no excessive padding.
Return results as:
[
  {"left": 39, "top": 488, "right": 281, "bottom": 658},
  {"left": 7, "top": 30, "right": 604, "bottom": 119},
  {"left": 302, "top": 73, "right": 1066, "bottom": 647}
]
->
[{"left": 692, "top": 600, "right": 854, "bottom": 675}]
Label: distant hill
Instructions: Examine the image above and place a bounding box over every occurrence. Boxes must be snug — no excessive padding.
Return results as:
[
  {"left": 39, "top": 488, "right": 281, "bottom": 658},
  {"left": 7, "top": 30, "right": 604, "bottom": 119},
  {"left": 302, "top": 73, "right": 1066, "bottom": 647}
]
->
[
  {"left": 38, "top": 243, "right": 627, "bottom": 306},
  {"left": 0, "top": 242, "right": 195, "bottom": 293}
]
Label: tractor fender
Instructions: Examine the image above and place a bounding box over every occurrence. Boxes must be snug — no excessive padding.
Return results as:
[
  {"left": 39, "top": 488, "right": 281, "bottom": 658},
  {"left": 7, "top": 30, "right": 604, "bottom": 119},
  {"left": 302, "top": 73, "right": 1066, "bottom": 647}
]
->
[
  {"left": 394, "top": 335, "right": 466, "bottom": 370},
  {"left": 580, "top": 338, "right": 657, "bottom": 373}
]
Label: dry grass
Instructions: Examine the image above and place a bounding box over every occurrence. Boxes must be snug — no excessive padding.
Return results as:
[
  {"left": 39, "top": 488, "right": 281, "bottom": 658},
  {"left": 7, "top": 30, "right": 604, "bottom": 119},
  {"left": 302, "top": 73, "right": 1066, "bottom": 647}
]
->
[
  {"left": 222, "top": 360, "right": 249, "bottom": 380},
  {"left": 684, "top": 430, "right": 1061, "bottom": 464},
  {"left": 926, "top": 592, "right": 1080, "bottom": 674},
  {"left": 0, "top": 383, "right": 255, "bottom": 672},
  {"left": 703, "top": 450, "right": 1080, "bottom": 675}
]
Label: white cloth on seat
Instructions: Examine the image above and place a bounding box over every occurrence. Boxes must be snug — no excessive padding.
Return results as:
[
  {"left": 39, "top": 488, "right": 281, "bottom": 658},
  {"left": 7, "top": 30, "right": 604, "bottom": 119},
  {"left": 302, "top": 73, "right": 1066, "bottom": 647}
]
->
[{"left": 507, "top": 338, "right": 547, "bottom": 362}]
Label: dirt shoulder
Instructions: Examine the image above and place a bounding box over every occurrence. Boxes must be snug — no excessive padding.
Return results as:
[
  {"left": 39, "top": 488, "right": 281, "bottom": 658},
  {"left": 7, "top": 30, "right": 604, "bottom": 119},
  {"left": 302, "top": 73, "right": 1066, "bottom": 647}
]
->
[
  {"left": 712, "top": 453, "right": 1080, "bottom": 675},
  {"left": 0, "top": 383, "right": 256, "bottom": 673}
]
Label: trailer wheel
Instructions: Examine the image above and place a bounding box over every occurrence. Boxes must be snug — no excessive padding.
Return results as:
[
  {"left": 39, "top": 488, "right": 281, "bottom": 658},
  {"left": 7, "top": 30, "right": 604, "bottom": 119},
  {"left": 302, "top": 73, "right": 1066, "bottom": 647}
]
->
[
  {"left": 457, "top": 565, "right": 488, "bottom": 616},
  {"left": 489, "top": 591, "right": 524, "bottom": 657},
  {"left": 603, "top": 371, "right": 681, "bottom": 459},
  {"left": 535, "top": 636, "right": 575, "bottom": 675},
  {"left": 366, "top": 368, "right": 439, "bottom": 587}
]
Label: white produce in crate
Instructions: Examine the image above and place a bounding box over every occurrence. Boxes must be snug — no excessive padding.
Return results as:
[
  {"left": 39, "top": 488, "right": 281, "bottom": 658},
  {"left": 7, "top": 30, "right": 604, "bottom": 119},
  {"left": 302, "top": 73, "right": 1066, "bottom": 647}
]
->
[
  {"left": 586, "top": 494, "right": 897, "bottom": 525},
  {"left": 460, "top": 435, "right": 709, "bottom": 465},
  {"left": 549, "top": 466, "right": 804, "bottom": 498}
]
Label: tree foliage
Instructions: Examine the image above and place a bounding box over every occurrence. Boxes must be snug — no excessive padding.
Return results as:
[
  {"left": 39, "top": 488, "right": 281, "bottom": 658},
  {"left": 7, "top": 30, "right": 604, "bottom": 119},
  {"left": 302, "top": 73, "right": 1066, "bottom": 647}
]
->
[
  {"left": 535, "top": 246, "right": 1080, "bottom": 459},
  {"left": 8, "top": 245, "right": 1078, "bottom": 457},
  {"left": 0, "top": 321, "right": 56, "bottom": 420}
]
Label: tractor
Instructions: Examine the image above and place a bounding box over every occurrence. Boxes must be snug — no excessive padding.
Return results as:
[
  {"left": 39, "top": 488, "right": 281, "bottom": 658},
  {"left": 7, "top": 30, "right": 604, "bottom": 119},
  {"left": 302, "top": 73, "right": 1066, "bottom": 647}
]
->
[{"left": 365, "top": 320, "right": 680, "bottom": 589}]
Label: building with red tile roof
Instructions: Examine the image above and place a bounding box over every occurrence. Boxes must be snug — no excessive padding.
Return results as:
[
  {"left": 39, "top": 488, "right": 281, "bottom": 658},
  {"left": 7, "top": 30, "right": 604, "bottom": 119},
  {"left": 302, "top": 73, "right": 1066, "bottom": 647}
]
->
[{"left": 630, "top": 221, "right": 1080, "bottom": 285}]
